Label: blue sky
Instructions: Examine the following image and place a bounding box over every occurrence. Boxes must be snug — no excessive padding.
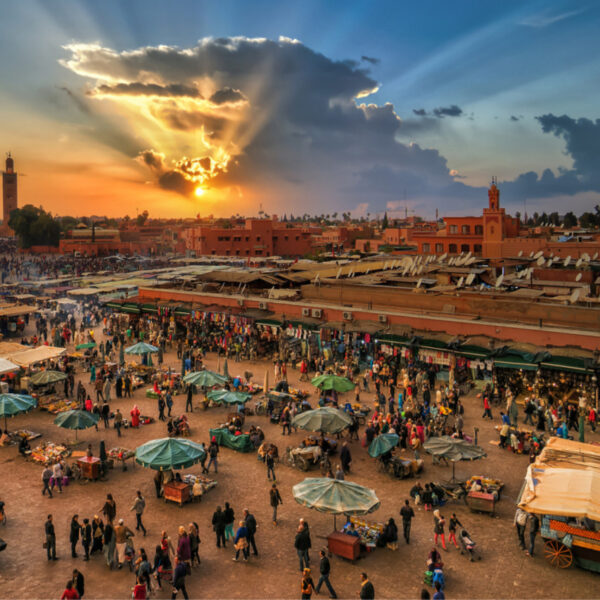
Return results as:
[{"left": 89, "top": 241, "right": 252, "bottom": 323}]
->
[{"left": 0, "top": 0, "right": 598, "bottom": 218}]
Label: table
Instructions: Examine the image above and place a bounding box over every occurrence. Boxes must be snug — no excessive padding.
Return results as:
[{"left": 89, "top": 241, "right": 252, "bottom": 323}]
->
[
  {"left": 78, "top": 456, "right": 101, "bottom": 480},
  {"left": 327, "top": 532, "right": 360, "bottom": 561},
  {"left": 164, "top": 481, "right": 191, "bottom": 506}
]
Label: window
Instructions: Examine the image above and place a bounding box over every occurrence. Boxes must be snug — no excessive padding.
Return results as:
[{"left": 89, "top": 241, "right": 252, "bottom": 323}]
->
[
  {"left": 235, "top": 249, "right": 240, "bottom": 255},
  {"left": 225, "top": 250, "right": 230, "bottom": 255},
  {"left": 461, "top": 225, "right": 470, "bottom": 234},
  {"left": 422, "top": 243, "right": 431, "bottom": 253},
  {"left": 284, "top": 236, "right": 288, "bottom": 241},
  {"left": 460, "top": 244, "right": 470, "bottom": 253},
  {"left": 245, "top": 250, "right": 250, "bottom": 255},
  {"left": 273, "top": 236, "right": 278, "bottom": 241},
  {"left": 449, "top": 244, "right": 457, "bottom": 253},
  {"left": 245, "top": 237, "right": 250, "bottom": 242},
  {"left": 255, "top": 250, "right": 262, "bottom": 255},
  {"left": 474, "top": 244, "right": 482, "bottom": 254},
  {"left": 435, "top": 243, "right": 444, "bottom": 253},
  {"left": 211, "top": 250, "right": 216, "bottom": 255},
  {"left": 449, "top": 225, "right": 458, "bottom": 234},
  {"left": 256, "top": 236, "right": 261, "bottom": 242},
  {"left": 474, "top": 225, "right": 483, "bottom": 235}
]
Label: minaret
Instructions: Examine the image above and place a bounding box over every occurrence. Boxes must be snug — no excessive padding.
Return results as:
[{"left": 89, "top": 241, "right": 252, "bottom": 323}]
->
[
  {"left": 2, "top": 153, "right": 17, "bottom": 235},
  {"left": 482, "top": 176, "right": 505, "bottom": 258}
]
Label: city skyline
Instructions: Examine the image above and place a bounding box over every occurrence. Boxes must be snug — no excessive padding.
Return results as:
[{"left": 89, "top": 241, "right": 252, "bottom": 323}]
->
[{"left": 1, "top": 0, "right": 599, "bottom": 219}]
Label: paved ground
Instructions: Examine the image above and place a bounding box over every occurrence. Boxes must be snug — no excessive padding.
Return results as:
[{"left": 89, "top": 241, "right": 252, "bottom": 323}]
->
[{"left": 0, "top": 337, "right": 598, "bottom": 599}]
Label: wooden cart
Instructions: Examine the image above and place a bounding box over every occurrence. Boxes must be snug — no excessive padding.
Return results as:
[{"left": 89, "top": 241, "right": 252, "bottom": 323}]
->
[
  {"left": 163, "top": 481, "right": 192, "bottom": 506},
  {"left": 327, "top": 532, "right": 360, "bottom": 561}
]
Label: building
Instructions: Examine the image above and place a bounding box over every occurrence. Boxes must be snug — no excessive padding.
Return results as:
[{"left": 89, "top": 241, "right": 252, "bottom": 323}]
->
[
  {"left": 180, "top": 218, "right": 316, "bottom": 258},
  {"left": 1, "top": 153, "right": 17, "bottom": 236}
]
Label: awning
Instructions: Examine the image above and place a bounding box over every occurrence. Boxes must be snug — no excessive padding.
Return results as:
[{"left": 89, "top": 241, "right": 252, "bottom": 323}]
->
[
  {"left": 8, "top": 345, "right": 66, "bottom": 367},
  {"left": 287, "top": 318, "right": 321, "bottom": 330},
  {"left": 419, "top": 339, "right": 450, "bottom": 352},
  {"left": 0, "top": 358, "right": 20, "bottom": 374},
  {"left": 494, "top": 354, "right": 538, "bottom": 371},
  {"left": 256, "top": 318, "right": 283, "bottom": 327},
  {"left": 0, "top": 305, "right": 37, "bottom": 317},
  {"left": 456, "top": 345, "right": 491, "bottom": 359},
  {"left": 121, "top": 304, "right": 140, "bottom": 314},
  {"left": 240, "top": 309, "right": 274, "bottom": 320},
  {"left": 375, "top": 333, "right": 410, "bottom": 346},
  {"left": 140, "top": 303, "right": 158, "bottom": 314},
  {"left": 539, "top": 356, "right": 593, "bottom": 374}
]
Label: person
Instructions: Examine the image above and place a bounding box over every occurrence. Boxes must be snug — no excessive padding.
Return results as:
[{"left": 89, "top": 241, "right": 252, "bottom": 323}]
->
[
  {"left": 400, "top": 499, "right": 415, "bottom": 544},
  {"left": 186, "top": 384, "right": 193, "bottom": 412},
  {"left": 207, "top": 437, "right": 219, "bottom": 473},
  {"left": 301, "top": 567, "right": 315, "bottom": 599},
  {"left": 340, "top": 441, "right": 352, "bottom": 473},
  {"left": 315, "top": 548, "right": 337, "bottom": 598},
  {"left": 132, "top": 575, "right": 147, "bottom": 600},
  {"left": 224, "top": 502, "right": 235, "bottom": 542},
  {"left": 70, "top": 514, "right": 81, "bottom": 558},
  {"left": 360, "top": 572, "right": 375, "bottom": 599},
  {"left": 427, "top": 547, "right": 443, "bottom": 570},
  {"left": 189, "top": 522, "right": 201, "bottom": 566},
  {"left": 72, "top": 569, "right": 85, "bottom": 599},
  {"left": 233, "top": 520, "right": 249, "bottom": 562},
  {"left": 448, "top": 513, "right": 462, "bottom": 548},
  {"left": 103, "top": 520, "right": 116, "bottom": 568},
  {"left": 101, "top": 401, "right": 110, "bottom": 429},
  {"left": 177, "top": 525, "right": 191, "bottom": 569},
  {"left": 266, "top": 448, "right": 276, "bottom": 481},
  {"left": 130, "top": 405, "right": 141, "bottom": 428},
  {"left": 514, "top": 507, "right": 528, "bottom": 551},
  {"left": 526, "top": 513, "right": 539, "bottom": 557},
  {"left": 212, "top": 506, "right": 227, "bottom": 548},
  {"left": 114, "top": 408, "right": 123, "bottom": 437},
  {"left": 482, "top": 394, "right": 492, "bottom": 419},
  {"left": 91, "top": 515, "right": 104, "bottom": 555},
  {"left": 433, "top": 510, "right": 447, "bottom": 550},
  {"left": 158, "top": 395, "right": 166, "bottom": 421},
  {"left": 114, "top": 518, "right": 134, "bottom": 568},
  {"left": 166, "top": 391, "right": 173, "bottom": 417},
  {"left": 379, "top": 518, "right": 398, "bottom": 550},
  {"left": 171, "top": 556, "right": 189, "bottom": 599},
  {"left": 101, "top": 493, "right": 117, "bottom": 524},
  {"left": 18, "top": 435, "right": 30, "bottom": 456},
  {"left": 335, "top": 464, "right": 345, "bottom": 480},
  {"left": 45, "top": 514, "right": 57, "bottom": 561},
  {"left": 295, "top": 522, "right": 311, "bottom": 572},
  {"left": 420, "top": 590, "right": 431, "bottom": 599},
  {"left": 131, "top": 490, "right": 147, "bottom": 536},
  {"left": 433, "top": 581, "right": 445, "bottom": 600},
  {"left": 270, "top": 483, "right": 283, "bottom": 525},
  {"left": 52, "top": 461, "right": 64, "bottom": 494},
  {"left": 81, "top": 518, "right": 92, "bottom": 561},
  {"left": 244, "top": 508, "right": 258, "bottom": 556},
  {"left": 42, "top": 465, "right": 53, "bottom": 498},
  {"left": 153, "top": 470, "right": 164, "bottom": 499},
  {"left": 60, "top": 581, "right": 79, "bottom": 600}
]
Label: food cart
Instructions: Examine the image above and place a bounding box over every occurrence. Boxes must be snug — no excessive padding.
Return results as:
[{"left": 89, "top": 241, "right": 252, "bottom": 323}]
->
[
  {"left": 518, "top": 437, "right": 600, "bottom": 572},
  {"left": 77, "top": 455, "right": 101, "bottom": 480},
  {"left": 164, "top": 480, "right": 192, "bottom": 506},
  {"left": 464, "top": 476, "right": 504, "bottom": 516}
]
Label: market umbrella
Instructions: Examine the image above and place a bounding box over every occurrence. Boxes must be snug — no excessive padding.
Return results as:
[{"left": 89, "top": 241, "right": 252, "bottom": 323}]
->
[
  {"left": 311, "top": 374, "right": 355, "bottom": 393},
  {"left": 125, "top": 342, "right": 159, "bottom": 355},
  {"left": 368, "top": 433, "right": 399, "bottom": 458},
  {"left": 292, "top": 407, "right": 353, "bottom": 434},
  {"left": 30, "top": 370, "right": 67, "bottom": 386},
  {"left": 293, "top": 477, "right": 380, "bottom": 529},
  {"left": 424, "top": 435, "right": 487, "bottom": 482},
  {"left": 183, "top": 369, "right": 228, "bottom": 388},
  {"left": 0, "top": 393, "right": 37, "bottom": 432},
  {"left": 207, "top": 390, "right": 251, "bottom": 405},
  {"left": 54, "top": 409, "right": 99, "bottom": 440},
  {"left": 135, "top": 437, "right": 207, "bottom": 471},
  {"left": 75, "top": 342, "right": 96, "bottom": 350}
]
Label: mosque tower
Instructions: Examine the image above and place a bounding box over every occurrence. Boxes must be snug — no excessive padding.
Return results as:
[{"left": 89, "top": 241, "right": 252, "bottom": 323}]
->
[{"left": 2, "top": 153, "right": 17, "bottom": 235}]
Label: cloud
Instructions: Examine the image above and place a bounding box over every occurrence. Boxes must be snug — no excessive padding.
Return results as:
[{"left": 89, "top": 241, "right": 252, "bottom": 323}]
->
[
  {"left": 519, "top": 9, "right": 585, "bottom": 28},
  {"left": 361, "top": 56, "right": 380, "bottom": 65},
  {"left": 413, "top": 108, "right": 427, "bottom": 116},
  {"left": 432, "top": 105, "right": 463, "bottom": 118},
  {"left": 510, "top": 115, "right": 520, "bottom": 121},
  {"left": 208, "top": 87, "right": 246, "bottom": 105},
  {"left": 94, "top": 82, "right": 202, "bottom": 97}
]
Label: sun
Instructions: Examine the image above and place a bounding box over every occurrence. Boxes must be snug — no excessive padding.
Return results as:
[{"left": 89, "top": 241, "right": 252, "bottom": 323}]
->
[{"left": 194, "top": 186, "right": 205, "bottom": 197}]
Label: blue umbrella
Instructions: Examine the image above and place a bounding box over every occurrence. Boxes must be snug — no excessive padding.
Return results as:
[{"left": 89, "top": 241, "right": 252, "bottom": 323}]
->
[{"left": 0, "top": 393, "right": 37, "bottom": 432}]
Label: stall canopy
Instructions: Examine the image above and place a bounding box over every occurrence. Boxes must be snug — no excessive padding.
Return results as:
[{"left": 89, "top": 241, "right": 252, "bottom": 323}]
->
[
  {"left": 209, "top": 427, "right": 253, "bottom": 453},
  {"left": 0, "top": 358, "right": 20, "bottom": 374},
  {"left": 0, "top": 305, "right": 37, "bottom": 317},
  {"left": 5, "top": 345, "right": 66, "bottom": 367},
  {"left": 292, "top": 407, "right": 353, "bottom": 434},
  {"left": 493, "top": 353, "right": 538, "bottom": 371},
  {"left": 135, "top": 438, "right": 207, "bottom": 470},
  {"left": 539, "top": 356, "right": 593, "bottom": 374}
]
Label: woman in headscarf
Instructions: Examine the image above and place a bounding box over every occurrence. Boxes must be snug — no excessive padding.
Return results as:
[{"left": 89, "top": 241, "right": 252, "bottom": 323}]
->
[{"left": 130, "top": 405, "right": 141, "bottom": 428}]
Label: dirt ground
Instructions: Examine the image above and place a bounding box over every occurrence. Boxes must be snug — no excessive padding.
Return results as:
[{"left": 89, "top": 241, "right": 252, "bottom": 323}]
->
[{"left": 0, "top": 333, "right": 598, "bottom": 599}]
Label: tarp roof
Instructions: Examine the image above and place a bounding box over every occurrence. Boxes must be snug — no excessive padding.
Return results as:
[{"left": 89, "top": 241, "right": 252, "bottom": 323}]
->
[
  {"left": 0, "top": 305, "right": 37, "bottom": 317},
  {"left": 7, "top": 345, "right": 66, "bottom": 367},
  {"left": 0, "top": 358, "right": 20, "bottom": 374}
]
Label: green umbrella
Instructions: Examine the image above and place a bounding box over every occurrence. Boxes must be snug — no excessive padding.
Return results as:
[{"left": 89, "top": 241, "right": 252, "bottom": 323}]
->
[
  {"left": 125, "top": 342, "right": 159, "bottom": 355},
  {"left": 30, "top": 370, "right": 67, "bottom": 386},
  {"left": 293, "top": 477, "right": 380, "bottom": 529},
  {"left": 0, "top": 393, "right": 37, "bottom": 431},
  {"left": 54, "top": 409, "right": 99, "bottom": 440},
  {"left": 75, "top": 342, "right": 96, "bottom": 350},
  {"left": 424, "top": 435, "right": 487, "bottom": 482},
  {"left": 183, "top": 370, "right": 228, "bottom": 388},
  {"left": 292, "top": 407, "right": 352, "bottom": 433},
  {"left": 135, "top": 437, "right": 207, "bottom": 471},
  {"left": 311, "top": 374, "right": 355, "bottom": 393},
  {"left": 207, "top": 390, "right": 251, "bottom": 405},
  {"left": 368, "top": 433, "right": 399, "bottom": 458}
]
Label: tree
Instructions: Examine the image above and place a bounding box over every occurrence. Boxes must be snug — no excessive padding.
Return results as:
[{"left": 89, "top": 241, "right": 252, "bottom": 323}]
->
[
  {"left": 549, "top": 212, "right": 560, "bottom": 226},
  {"left": 382, "top": 211, "right": 389, "bottom": 230},
  {"left": 515, "top": 211, "right": 521, "bottom": 222},
  {"left": 579, "top": 212, "right": 598, "bottom": 229},
  {"left": 8, "top": 204, "right": 60, "bottom": 248},
  {"left": 563, "top": 211, "right": 577, "bottom": 228},
  {"left": 136, "top": 210, "right": 149, "bottom": 226}
]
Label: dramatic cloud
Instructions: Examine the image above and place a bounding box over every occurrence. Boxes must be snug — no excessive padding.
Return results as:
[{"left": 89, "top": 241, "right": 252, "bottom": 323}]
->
[
  {"left": 60, "top": 37, "right": 600, "bottom": 214},
  {"left": 432, "top": 105, "right": 463, "bottom": 118},
  {"left": 361, "top": 55, "right": 380, "bottom": 65}
]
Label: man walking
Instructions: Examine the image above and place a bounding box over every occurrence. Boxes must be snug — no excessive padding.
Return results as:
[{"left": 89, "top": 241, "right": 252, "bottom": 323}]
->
[
  {"left": 400, "top": 499, "right": 415, "bottom": 544},
  {"left": 212, "top": 506, "right": 227, "bottom": 548},
  {"left": 101, "top": 400, "right": 110, "bottom": 429},
  {"left": 270, "top": 483, "right": 283, "bottom": 525},
  {"left": 340, "top": 442, "right": 352, "bottom": 473},
  {"left": 42, "top": 465, "right": 53, "bottom": 498},
  {"left": 45, "top": 514, "right": 57, "bottom": 561},
  {"left": 526, "top": 513, "right": 539, "bottom": 557},
  {"left": 70, "top": 514, "right": 81, "bottom": 558},
  {"left": 315, "top": 548, "right": 338, "bottom": 598},
  {"left": 360, "top": 573, "right": 375, "bottom": 599},
  {"left": 186, "top": 385, "right": 193, "bottom": 412},
  {"left": 266, "top": 449, "right": 276, "bottom": 481},
  {"left": 514, "top": 507, "right": 527, "bottom": 551},
  {"left": 294, "top": 522, "right": 311, "bottom": 572},
  {"left": 114, "top": 408, "right": 123, "bottom": 437},
  {"left": 81, "top": 518, "right": 92, "bottom": 561},
  {"left": 131, "top": 490, "right": 147, "bottom": 536},
  {"left": 158, "top": 395, "right": 166, "bottom": 421},
  {"left": 244, "top": 508, "right": 258, "bottom": 556},
  {"left": 207, "top": 437, "right": 219, "bottom": 473},
  {"left": 172, "top": 556, "right": 189, "bottom": 599}
]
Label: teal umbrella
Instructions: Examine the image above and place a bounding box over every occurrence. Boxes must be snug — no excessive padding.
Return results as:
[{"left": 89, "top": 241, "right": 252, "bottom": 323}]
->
[
  {"left": 76, "top": 342, "right": 96, "bottom": 350},
  {"left": 30, "top": 370, "right": 67, "bottom": 386},
  {"left": 0, "top": 393, "right": 37, "bottom": 431},
  {"left": 293, "top": 477, "right": 380, "bottom": 529},
  {"left": 125, "top": 342, "right": 159, "bottom": 355},
  {"left": 207, "top": 390, "right": 251, "bottom": 405},
  {"left": 135, "top": 437, "right": 207, "bottom": 471},
  {"left": 292, "top": 407, "right": 352, "bottom": 433},
  {"left": 368, "top": 433, "right": 399, "bottom": 458},
  {"left": 311, "top": 374, "right": 355, "bottom": 393},
  {"left": 54, "top": 409, "right": 99, "bottom": 440},
  {"left": 183, "top": 370, "right": 228, "bottom": 388}
]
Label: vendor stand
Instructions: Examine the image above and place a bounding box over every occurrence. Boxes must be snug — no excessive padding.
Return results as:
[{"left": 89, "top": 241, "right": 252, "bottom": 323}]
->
[
  {"left": 107, "top": 447, "right": 135, "bottom": 471},
  {"left": 464, "top": 476, "right": 503, "bottom": 516},
  {"left": 164, "top": 480, "right": 191, "bottom": 506},
  {"left": 77, "top": 455, "right": 101, "bottom": 480},
  {"left": 209, "top": 427, "right": 253, "bottom": 453},
  {"left": 30, "top": 441, "right": 71, "bottom": 465}
]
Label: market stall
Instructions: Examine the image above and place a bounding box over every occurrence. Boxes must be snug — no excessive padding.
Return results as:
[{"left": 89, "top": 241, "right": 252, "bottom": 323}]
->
[
  {"left": 107, "top": 447, "right": 135, "bottom": 471},
  {"left": 208, "top": 427, "right": 253, "bottom": 453},
  {"left": 30, "top": 441, "right": 71, "bottom": 465}
]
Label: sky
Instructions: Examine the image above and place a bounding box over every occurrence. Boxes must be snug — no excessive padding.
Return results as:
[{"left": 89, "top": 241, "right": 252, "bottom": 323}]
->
[{"left": 1, "top": 0, "right": 599, "bottom": 219}]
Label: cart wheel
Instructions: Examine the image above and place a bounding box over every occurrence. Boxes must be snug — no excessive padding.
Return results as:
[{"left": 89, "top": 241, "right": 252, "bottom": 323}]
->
[{"left": 544, "top": 539, "right": 573, "bottom": 569}]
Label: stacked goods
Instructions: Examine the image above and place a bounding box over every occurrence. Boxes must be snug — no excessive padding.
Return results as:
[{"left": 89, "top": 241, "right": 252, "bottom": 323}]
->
[{"left": 30, "top": 442, "right": 70, "bottom": 465}]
